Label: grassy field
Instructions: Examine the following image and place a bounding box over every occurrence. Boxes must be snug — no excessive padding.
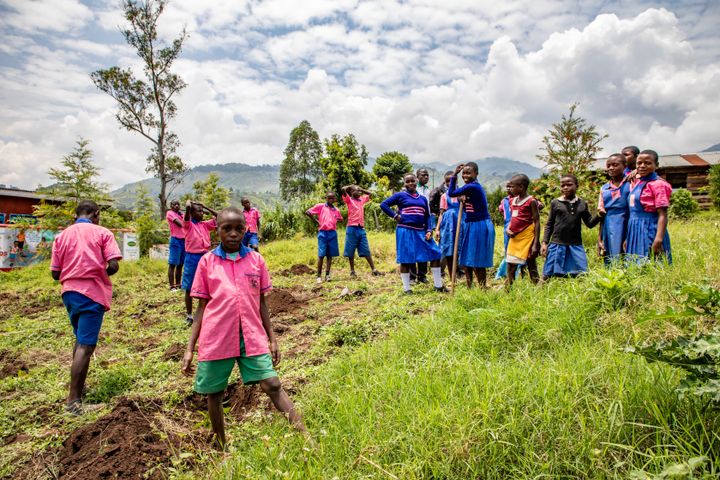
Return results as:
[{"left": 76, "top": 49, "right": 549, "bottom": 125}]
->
[{"left": 1, "top": 215, "right": 719, "bottom": 479}]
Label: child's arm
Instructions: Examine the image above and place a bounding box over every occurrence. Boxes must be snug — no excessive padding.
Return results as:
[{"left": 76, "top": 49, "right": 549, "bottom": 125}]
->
[
  {"left": 357, "top": 186, "right": 372, "bottom": 196},
  {"left": 182, "top": 298, "right": 208, "bottom": 375},
  {"left": 530, "top": 200, "right": 540, "bottom": 258},
  {"left": 199, "top": 203, "right": 218, "bottom": 217},
  {"left": 106, "top": 258, "right": 120, "bottom": 276},
  {"left": 380, "top": 194, "right": 400, "bottom": 221},
  {"left": 260, "top": 294, "right": 280, "bottom": 365},
  {"left": 541, "top": 201, "right": 555, "bottom": 256},
  {"left": 581, "top": 201, "right": 604, "bottom": 229},
  {"left": 184, "top": 200, "right": 192, "bottom": 221},
  {"left": 341, "top": 185, "right": 352, "bottom": 196},
  {"left": 305, "top": 210, "right": 319, "bottom": 224},
  {"left": 653, "top": 207, "right": 668, "bottom": 255}
]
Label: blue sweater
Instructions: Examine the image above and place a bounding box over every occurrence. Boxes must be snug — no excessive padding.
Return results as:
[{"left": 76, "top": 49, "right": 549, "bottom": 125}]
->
[
  {"left": 380, "top": 191, "right": 430, "bottom": 231},
  {"left": 447, "top": 176, "right": 491, "bottom": 222}
]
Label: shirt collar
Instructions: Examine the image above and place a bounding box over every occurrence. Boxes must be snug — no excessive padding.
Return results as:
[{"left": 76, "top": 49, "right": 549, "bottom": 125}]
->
[
  {"left": 560, "top": 195, "right": 579, "bottom": 203},
  {"left": 639, "top": 172, "right": 658, "bottom": 181},
  {"left": 325, "top": 203, "right": 336, "bottom": 209},
  {"left": 212, "top": 243, "right": 250, "bottom": 260},
  {"left": 75, "top": 218, "right": 93, "bottom": 224}
]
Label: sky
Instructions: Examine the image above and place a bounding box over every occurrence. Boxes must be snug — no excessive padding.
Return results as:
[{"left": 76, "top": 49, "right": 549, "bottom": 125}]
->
[{"left": 1, "top": 0, "right": 719, "bottom": 190}]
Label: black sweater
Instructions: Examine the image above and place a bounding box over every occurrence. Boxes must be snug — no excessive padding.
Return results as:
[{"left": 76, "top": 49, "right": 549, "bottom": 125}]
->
[{"left": 542, "top": 197, "right": 601, "bottom": 245}]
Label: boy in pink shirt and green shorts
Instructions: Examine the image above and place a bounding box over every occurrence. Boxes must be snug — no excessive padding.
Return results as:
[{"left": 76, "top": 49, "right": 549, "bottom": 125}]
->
[
  {"left": 50, "top": 200, "right": 122, "bottom": 415},
  {"left": 182, "top": 207, "right": 305, "bottom": 449}
]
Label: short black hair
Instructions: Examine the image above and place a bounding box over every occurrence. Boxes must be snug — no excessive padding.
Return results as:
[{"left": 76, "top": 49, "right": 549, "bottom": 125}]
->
[
  {"left": 560, "top": 173, "right": 579, "bottom": 186},
  {"left": 241, "top": 197, "right": 250, "bottom": 203},
  {"left": 404, "top": 173, "right": 417, "bottom": 181},
  {"left": 444, "top": 170, "right": 453, "bottom": 177},
  {"left": 622, "top": 146, "right": 640, "bottom": 156},
  {"left": 608, "top": 153, "right": 626, "bottom": 165},
  {"left": 217, "top": 206, "right": 246, "bottom": 225},
  {"left": 640, "top": 149, "right": 659, "bottom": 165},
  {"left": 464, "top": 162, "right": 478, "bottom": 174},
  {"left": 76, "top": 200, "right": 100, "bottom": 216},
  {"left": 510, "top": 174, "right": 530, "bottom": 189},
  {"left": 416, "top": 168, "right": 429, "bottom": 175}
]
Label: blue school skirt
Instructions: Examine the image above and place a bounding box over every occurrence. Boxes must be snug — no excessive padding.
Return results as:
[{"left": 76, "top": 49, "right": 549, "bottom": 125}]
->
[
  {"left": 542, "top": 243, "right": 588, "bottom": 277},
  {"left": 459, "top": 219, "right": 495, "bottom": 268},
  {"left": 439, "top": 209, "right": 462, "bottom": 258},
  {"left": 625, "top": 211, "right": 672, "bottom": 264},
  {"left": 601, "top": 211, "right": 628, "bottom": 264},
  {"left": 182, "top": 252, "right": 205, "bottom": 291},
  {"left": 396, "top": 226, "right": 441, "bottom": 264}
]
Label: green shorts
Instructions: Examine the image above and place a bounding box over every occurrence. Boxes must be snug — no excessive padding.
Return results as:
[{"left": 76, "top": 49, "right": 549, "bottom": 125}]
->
[{"left": 194, "top": 340, "right": 277, "bottom": 394}]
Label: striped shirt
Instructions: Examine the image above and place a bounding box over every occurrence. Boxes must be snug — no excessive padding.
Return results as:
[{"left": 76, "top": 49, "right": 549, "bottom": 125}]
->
[
  {"left": 380, "top": 191, "right": 431, "bottom": 231},
  {"left": 447, "top": 176, "right": 491, "bottom": 222}
]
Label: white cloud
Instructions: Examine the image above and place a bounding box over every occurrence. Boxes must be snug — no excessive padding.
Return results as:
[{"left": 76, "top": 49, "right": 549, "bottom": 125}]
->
[{"left": 1, "top": 0, "right": 93, "bottom": 33}]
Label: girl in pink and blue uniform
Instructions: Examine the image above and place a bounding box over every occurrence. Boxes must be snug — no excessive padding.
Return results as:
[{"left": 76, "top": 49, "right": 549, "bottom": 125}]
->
[
  {"left": 597, "top": 153, "right": 630, "bottom": 264},
  {"left": 625, "top": 149, "right": 672, "bottom": 264},
  {"left": 447, "top": 162, "right": 495, "bottom": 288},
  {"left": 381, "top": 174, "right": 446, "bottom": 294}
]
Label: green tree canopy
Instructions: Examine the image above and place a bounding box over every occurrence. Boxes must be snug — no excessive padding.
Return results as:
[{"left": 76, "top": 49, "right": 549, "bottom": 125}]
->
[
  {"left": 280, "top": 120, "right": 323, "bottom": 201},
  {"left": 91, "top": 0, "right": 188, "bottom": 218},
  {"left": 190, "top": 173, "right": 230, "bottom": 211},
  {"left": 372, "top": 151, "right": 412, "bottom": 192},
  {"left": 319, "top": 134, "right": 374, "bottom": 202}
]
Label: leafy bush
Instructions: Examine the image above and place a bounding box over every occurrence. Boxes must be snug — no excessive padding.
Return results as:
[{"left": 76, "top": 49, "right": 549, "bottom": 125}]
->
[
  {"left": 669, "top": 188, "right": 699, "bottom": 219},
  {"left": 589, "top": 269, "right": 634, "bottom": 311},
  {"left": 260, "top": 200, "right": 319, "bottom": 242},
  {"left": 707, "top": 164, "right": 720, "bottom": 210},
  {"left": 486, "top": 185, "right": 506, "bottom": 226}
]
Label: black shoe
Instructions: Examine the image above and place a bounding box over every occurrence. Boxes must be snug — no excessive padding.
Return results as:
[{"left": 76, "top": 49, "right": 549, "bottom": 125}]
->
[
  {"left": 403, "top": 289, "right": 413, "bottom": 295},
  {"left": 416, "top": 277, "right": 429, "bottom": 284},
  {"left": 349, "top": 271, "right": 357, "bottom": 278},
  {"left": 434, "top": 286, "right": 450, "bottom": 293},
  {"left": 185, "top": 315, "right": 194, "bottom": 327},
  {"left": 372, "top": 270, "right": 382, "bottom": 276}
]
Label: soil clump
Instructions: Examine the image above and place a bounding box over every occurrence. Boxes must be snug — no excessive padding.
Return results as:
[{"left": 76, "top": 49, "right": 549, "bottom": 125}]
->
[
  {"left": 279, "top": 264, "right": 314, "bottom": 276},
  {"left": 266, "top": 288, "right": 308, "bottom": 317},
  {"left": 162, "top": 343, "right": 185, "bottom": 361},
  {"left": 0, "top": 350, "right": 30, "bottom": 379}
]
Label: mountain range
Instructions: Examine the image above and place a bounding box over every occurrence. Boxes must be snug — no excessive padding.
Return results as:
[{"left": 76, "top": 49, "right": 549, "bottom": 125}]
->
[{"left": 109, "top": 157, "right": 541, "bottom": 210}]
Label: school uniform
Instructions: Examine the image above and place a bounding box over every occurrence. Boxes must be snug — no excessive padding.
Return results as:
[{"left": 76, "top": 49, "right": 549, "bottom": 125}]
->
[
  {"left": 380, "top": 190, "right": 441, "bottom": 264},
  {"left": 181, "top": 217, "right": 217, "bottom": 291},
  {"left": 542, "top": 197, "right": 600, "bottom": 277},
  {"left": 494, "top": 195, "right": 513, "bottom": 279},
  {"left": 447, "top": 176, "right": 495, "bottom": 268},
  {"left": 342, "top": 194, "right": 371, "bottom": 258},
  {"left": 306, "top": 203, "right": 343, "bottom": 258},
  {"left": 50, "top": 218, "right": 123, "bottom": 346},
  {"left": 190, "top": 244, "right": 276, "bottom": 393},
  {"left": 242, "top": 207, "right": 261, "bottom": 247},
  {"left": 438, "top": 192, "right": 463, "bottom": 258},
  {"left": 626, "top": 173, "right": 672, "bottom": 264},
  {"left": 598, "top": 180, "right": 630, "bottom": 264},
  {"left": 506, "top": 195, "right": 538, "bottom": 265},
  {"left": 166, "top": 209, "right": 186, "bottom": 266}
]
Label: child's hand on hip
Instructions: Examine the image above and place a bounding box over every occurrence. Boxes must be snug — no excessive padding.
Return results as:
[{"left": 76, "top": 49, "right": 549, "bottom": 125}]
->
[
  {"left": 181, "top": 350, "right": 194, "bottom": 376},
  {"left": 270, "top": 338, "right": 281, "bottom": 366}
]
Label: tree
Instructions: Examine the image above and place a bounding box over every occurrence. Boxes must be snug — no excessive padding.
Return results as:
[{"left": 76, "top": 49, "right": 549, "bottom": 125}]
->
[
  {"left": 319, "top": 134, "right": 374, "bottom": 202},
  {"left": 709, "top": 164, "right": 720, "bottom": 210},
  {"left": 34, "top": 139, "right": 116, "bottom": 229},
  {"left": 191, "top": 173, "right": 230, "bottom": 211},
  {"left": 280, "top": 120, "right": 323, "bottom": 200},
  {"left": 537, "top": 103, "right": 608, "bottom": 174},
  {"left": 133, "top": 184, "right": 162, "bottom": 256},
  {"left": 91, "top": 0, "right": 188, "bottom": 218},
  {"left": 372, "top": 151, "right": 413, "bottom": 192}
]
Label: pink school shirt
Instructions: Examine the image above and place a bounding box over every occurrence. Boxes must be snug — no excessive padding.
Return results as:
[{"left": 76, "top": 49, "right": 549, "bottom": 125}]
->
[
  {"left": 183, "top": 218, "right": 217, "bottom": 253},
  {"left": 166, "top": 210, "right": 185, "bottom": 239},
  {"left": 634, "top": 178, "right": 672, "bottom": 213},
  {"left": 243, "top": 208, "right": 261, "bottom": 233},
  {"left": 190, "top": 246, "right": 272, "bottom": 361},
  {"left": 342, "top": 194, "right": 370, "bottom": 227},
  {"left": 307, "top": 203, "right": 343, "bottom": 231},
  {"left": 50, "top": 222, "right": 123, "bottom": 311}
]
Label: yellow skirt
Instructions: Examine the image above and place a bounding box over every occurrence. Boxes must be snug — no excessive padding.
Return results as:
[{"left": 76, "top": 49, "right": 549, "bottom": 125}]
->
[{"left": 506, "top": 224, "right": 535, "bottom": 264}]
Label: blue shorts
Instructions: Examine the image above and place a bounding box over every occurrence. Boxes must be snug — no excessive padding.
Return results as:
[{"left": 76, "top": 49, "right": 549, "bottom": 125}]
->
[
  {"left": 343, "top": 225, "right": 371, "bottom": 258},
  {"left": 182, "top": 252, "right": 205, "bottom": 291},
  {"left": 317, "top": 230, "right": 339, "bottom": 258},
  {"left": 242, "top": 231, "right": 259, "bottom": 247},
  {"left": 168, "top": 236, "right": 186, "bottom": 266},
  {"left": 62, "top": 291, "right": 105, "bottom": 346}
]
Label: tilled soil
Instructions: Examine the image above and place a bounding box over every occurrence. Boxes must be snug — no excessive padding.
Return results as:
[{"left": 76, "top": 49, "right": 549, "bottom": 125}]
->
[
  {"left": 278, "top": 264, "right": 314, "bottom": 276},
  {"left": 0, "top": 350, "right": 30, "bottom": 379},
  {"left": 265, "top": 287, "right": 309, "bottom": 317}
]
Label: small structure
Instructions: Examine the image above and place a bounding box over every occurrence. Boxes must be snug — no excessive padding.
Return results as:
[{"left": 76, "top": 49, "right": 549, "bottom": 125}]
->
[
  {"left": 593, "top": 151, "right": 720, "bottom": 209},
  {"left": 0, "top": 186, "right": 62, "bottom": 223}
]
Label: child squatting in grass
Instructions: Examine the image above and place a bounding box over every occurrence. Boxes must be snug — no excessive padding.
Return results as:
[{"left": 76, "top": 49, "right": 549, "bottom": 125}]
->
[{"left": 182, "top": 207, "right": 305, "bottom": 449}]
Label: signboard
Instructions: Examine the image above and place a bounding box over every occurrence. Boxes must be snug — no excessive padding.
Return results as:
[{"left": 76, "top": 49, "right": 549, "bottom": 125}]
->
[{"left": 121, "top": 232, "right": 140, "bottom": 261}]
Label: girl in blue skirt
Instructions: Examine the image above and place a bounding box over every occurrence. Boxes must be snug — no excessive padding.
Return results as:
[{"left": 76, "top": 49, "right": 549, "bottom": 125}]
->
[
  {"left": 448, "top": 162, "right": 495, "bottom": 288},
  {"left": 597, "top": 153, "right": 630, "bottom": 264},
  {"left": 625, "top": 149, "right": 672, "bottom": 264},
  {"left": 541, "top": 174, "right": 603, "bottom": 280},
  {"left": 381, "top": 174, "right": 447, "bottom": 294},
  {"left": 434, "top": 189, "right": 464, "bottom": 278}
]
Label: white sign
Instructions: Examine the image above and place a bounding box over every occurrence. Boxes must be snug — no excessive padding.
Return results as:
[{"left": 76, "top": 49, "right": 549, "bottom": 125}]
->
[{"left": 121, "top": 232, "right": 140, "bottom": 261}]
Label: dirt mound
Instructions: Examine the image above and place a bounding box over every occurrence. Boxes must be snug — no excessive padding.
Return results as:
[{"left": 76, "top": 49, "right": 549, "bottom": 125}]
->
[
  {"left": 0, "top": 291, "right": 61, "bottom": 320},
  {"left": 57, "top": 399, "right": 175, "bottom": 480},
  {"left": 279, "top": 264, "right": 314, "bottom": 276},
  {"left": 266, "top": 288, "right": 308, "bottom": 317},
  {"left": 162, "top": 343, "right": 185, "bottom": 361},
  {"left": 182, "top": 383, "right": 265, "bottom": 418},
  {"left": 0, "top": 350, "right": 30, "bottom": 379}
]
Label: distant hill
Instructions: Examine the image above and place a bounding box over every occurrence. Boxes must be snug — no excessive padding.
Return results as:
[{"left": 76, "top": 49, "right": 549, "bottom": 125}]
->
[
  {"left": 111, "top": 157, "right": 542, "bottom": 209},
  {"left": 702, "top": 143, "right": 720, "bottom": 152}
]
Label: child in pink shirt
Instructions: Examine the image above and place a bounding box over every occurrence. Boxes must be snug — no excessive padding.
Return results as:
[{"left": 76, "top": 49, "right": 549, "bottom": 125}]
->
[
  {"left": 182, "top": 207, "right": 305, "bottom": 449},
  {"left": 166, "top": 200, "right": 186, "bottom": 290},
  {"left": 341, "top": 184, "right": 381, "bottom": 277},
  {"left": 182, "top": 201, "right": 218, "bottom": 325},
  {"left": 240, "top": 197, "right": 261, "bottom": 252},
  {"left": 305, "top": 192, "right": 344, "bottom": 283},
  {"left": 50, "top": 200, "right": 122, "bottom": 415}
]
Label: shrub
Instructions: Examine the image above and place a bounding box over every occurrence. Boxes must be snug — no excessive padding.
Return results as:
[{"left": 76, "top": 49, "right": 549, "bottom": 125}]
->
[
  {"left": 708, "top": 164, "right": 720, "bottom": 210},
  {"left": 669, "top": 188, "right": 699, "bottom": 219}
]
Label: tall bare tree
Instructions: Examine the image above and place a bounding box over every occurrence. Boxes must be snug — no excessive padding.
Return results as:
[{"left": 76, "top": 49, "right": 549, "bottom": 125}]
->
[{"left": 92, "top": 0, "right": 187, "bottom": 217}]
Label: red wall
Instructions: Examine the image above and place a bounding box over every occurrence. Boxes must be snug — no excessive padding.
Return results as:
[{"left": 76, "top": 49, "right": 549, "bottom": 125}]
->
[{"left": 0, "top": 195, "right": 39, "bottom": 216}]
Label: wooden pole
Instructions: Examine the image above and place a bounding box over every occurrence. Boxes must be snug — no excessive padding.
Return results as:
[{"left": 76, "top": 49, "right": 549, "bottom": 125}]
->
[{"left": 451, "top": 200, "right": 464, "bottom": 292}]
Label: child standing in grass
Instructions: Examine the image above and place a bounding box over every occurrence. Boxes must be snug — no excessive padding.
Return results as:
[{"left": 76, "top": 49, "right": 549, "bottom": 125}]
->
[
  {"left": 341, "top": 185, "right": 381, "bottom": 277},
  {"left": 182, "top": 207, "right": 305, "bottom": 449},
  {"left": 494, "top": 181, "right": 514, "bottom": 280},
  {"left": 434, "top": 184, "right": 464, "bottom": 278},
  {"left": 448, "top": 162, "right": 495, "bottom": 288},
  {"left": 541, "top": 174, "right": 603, "bottom": 279},
  {"left": 625, "top": 149, "right": 672, "bottom": 264},
  {"left": 50, "top": 200, "right": 122, "bottom": 415},
  {"left": 381, "top": 173, "right": 447, "bottom": 294},
  {"left": 166, "top": 200, "right": 185, "bottom": 290},
  {"left": 182, "top": 201, "right": 218, "bottom": 326},
  {"left": 241, "top": 197, "right": 261, "bottom": 252},
  {"left": 306, "top": 192, "right": 344, "bottom": 283},
  {"left": 597, "top": 154, "right": 630, "bottom": 264},
  {"left": 505, "top": 175, "right": 540, "bottom": 285}
]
